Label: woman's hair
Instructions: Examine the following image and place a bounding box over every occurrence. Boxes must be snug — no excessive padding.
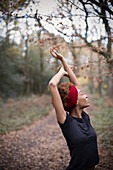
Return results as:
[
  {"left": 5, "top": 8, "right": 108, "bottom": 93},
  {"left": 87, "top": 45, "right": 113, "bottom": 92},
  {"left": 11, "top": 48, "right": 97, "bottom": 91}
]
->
[{"left": 58, "top": 82, "right": 75, "bottom": 110}]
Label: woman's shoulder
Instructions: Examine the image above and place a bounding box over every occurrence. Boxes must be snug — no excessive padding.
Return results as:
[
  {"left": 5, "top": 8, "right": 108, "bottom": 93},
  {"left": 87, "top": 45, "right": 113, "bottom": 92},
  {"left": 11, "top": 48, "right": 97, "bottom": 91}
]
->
[{"left": 58, "top": 112, "right": 73, "bottom": 128}]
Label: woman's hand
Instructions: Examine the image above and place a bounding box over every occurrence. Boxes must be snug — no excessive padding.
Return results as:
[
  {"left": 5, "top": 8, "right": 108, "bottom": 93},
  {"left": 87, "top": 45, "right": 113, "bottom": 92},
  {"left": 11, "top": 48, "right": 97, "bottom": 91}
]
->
[
  {"left": 57, "top": 66, "right": 68, "bottom": 77},
  {"left": 63, "top": 65, "right": 74, "bottom": 77},
  {"left": 69, "top": 65, "right": 74, "bottom": 72},
  {"left": 60, "top": 67, "right": 68, "bottom": 77},
  {"left": 50, "top": 46, "right": 63, "bottom": 61}
]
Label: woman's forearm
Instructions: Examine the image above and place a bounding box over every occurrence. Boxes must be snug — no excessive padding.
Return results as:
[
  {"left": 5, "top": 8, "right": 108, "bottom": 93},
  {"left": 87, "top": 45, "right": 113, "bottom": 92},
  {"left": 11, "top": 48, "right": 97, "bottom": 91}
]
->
[
  {"left": 61, "top": 58, "right": 80, "bottom": 86},
  {"left": 49, "top": 70, "right": 65, "bottom": 86}
]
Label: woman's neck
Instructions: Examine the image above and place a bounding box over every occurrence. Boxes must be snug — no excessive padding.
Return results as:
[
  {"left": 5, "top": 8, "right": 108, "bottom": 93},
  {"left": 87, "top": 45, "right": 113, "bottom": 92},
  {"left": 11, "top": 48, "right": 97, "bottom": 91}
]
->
[{"left": 70, "top": 106, "right": 83, "bottom": 118}]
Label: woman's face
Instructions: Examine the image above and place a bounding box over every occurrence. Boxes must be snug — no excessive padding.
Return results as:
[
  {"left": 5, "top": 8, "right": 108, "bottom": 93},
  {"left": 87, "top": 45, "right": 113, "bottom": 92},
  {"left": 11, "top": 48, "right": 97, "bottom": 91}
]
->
[{"left": 77, "top": 89, "right": 90, "bottom": 109}]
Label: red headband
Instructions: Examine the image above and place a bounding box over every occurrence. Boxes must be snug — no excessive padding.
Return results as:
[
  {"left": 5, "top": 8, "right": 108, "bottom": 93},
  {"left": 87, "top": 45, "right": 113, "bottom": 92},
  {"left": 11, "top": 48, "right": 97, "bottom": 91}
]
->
[{"left": 65, "top": 86, "right": 78, "bottom": 112}]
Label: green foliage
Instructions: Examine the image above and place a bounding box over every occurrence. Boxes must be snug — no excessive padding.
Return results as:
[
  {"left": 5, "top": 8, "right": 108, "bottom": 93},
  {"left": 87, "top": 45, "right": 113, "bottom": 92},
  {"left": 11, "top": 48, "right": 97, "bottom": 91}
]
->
[
  {"left": 91, "top": 96, "right": 113, "bottom": 151},
  {"left": 0, "top": 40, "right": 25, "bottom": 98},
  {"left": 0, "top": 95, "right": 52, "bottom": 133},
  {"left": 0, "top": 35, "right": 54, "bottom": 98},
  {"left": 27, "top": 44, "right": 54, "bottom": 94}
]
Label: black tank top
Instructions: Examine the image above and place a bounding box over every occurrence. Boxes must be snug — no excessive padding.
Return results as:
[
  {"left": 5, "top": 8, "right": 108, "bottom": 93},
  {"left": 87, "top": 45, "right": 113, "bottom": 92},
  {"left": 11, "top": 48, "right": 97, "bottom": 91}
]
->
[{"left": 58, "top": 111, "right": 99, "bottom": 170}]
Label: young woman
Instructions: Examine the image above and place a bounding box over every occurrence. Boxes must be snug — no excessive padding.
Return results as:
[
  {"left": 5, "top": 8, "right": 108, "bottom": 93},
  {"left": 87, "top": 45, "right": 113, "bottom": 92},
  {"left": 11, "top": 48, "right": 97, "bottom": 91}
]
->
[{"left": 49, "top": 46, "right": 99, "bottom": 170}]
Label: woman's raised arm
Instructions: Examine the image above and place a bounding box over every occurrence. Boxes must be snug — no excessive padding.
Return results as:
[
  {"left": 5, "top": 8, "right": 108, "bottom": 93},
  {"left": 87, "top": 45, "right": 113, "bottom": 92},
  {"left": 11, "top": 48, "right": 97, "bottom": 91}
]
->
[
  {"left": 49, "top": 67, "right": 67, "bottom": 124},
  {"left": 50, "top": 46, "right": 80, "bottom": 87}
]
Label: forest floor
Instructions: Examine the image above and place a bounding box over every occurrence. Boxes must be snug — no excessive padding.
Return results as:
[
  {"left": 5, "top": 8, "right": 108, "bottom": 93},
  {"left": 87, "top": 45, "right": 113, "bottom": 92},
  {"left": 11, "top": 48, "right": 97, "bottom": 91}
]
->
[{"left": 0, "top": 94, "right": 113, "bottom": 170}]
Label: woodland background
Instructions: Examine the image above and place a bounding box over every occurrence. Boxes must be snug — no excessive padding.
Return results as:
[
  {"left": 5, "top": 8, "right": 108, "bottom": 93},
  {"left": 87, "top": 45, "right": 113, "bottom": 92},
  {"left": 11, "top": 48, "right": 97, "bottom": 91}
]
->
[
  {"left": 0, "top": 0, "right": 113, "bottom": 169},
  {"left": 0, "top": 0, "right": 113, "bottom": 99}
]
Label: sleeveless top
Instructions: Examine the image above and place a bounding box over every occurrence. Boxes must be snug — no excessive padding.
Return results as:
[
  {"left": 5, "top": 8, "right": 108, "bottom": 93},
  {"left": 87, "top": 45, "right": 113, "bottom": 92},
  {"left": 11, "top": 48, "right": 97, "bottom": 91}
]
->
[{"left": 58, "top": 111, "right": 99, "bottom": 170}]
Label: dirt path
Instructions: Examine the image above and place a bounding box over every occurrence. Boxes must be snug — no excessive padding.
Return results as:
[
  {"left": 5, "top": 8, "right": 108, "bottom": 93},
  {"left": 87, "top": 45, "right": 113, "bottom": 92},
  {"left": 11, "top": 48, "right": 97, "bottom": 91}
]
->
[
  {"left": 0, "top": 109, "right": 112, "bottom": 170},
  {"left": 0, "top": 110, "right": 70, "bottom": 170}
]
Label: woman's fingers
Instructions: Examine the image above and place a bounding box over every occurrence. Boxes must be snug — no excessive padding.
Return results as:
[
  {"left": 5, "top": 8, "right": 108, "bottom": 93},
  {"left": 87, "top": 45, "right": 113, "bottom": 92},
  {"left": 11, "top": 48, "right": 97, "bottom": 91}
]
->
[
  {"left": 68, "top": 65, "right": 74, "bottom": 71},
  {"left": 50, "top": 47, "right": 54, "bottom": 54},
  {"left": 52, "top": 52, "right": 57, "bottom": 58},
  {"left": 53, "top": 50, "right": 57, "bottom": 54},
  {"left": 53, "top": 45, "right": 57, "bottom": 51},
  {"left": 50, "top": 48, "right": 57, "bottom": 57},
  {"left": 50, "top": 47, "right": 58, "bottom": 57},
  {"left": 50, "top": 46, "right": 57, "bottom": 53},
  {"left": 50, "top": 46, "right": 63, "bottom": 60}
]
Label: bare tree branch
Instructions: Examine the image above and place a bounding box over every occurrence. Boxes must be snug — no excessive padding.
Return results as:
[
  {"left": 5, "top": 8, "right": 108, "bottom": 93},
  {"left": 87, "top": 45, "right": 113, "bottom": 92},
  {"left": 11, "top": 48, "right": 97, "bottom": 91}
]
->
[
  {"left": 79, "top": 0, "right": 89, "bottom": 38},
  {"left": 87, "top": 0, "right": 113, "bottom": 15},
  {"left": 45, "top": 20, "right": 111, "bottom": 59}
]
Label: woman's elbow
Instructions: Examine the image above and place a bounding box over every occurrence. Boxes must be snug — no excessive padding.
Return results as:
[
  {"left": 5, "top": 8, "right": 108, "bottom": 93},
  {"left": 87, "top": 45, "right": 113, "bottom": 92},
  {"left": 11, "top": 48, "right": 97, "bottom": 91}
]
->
[{"left": 48, "top": 81, "right": 56, "bottom": 88}]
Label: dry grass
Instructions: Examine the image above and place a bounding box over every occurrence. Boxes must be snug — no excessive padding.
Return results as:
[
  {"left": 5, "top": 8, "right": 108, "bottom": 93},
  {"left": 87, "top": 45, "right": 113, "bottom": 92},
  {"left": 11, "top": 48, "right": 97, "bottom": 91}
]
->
[{"left": 0, "top": 94, "right": 52, "bottom": 134}]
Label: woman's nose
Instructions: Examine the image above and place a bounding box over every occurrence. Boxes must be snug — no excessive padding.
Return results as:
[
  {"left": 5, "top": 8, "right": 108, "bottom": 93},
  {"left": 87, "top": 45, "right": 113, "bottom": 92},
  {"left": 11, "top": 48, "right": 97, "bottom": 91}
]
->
[{"left": 85, "top": 95, "right": 88, "bottom": 98}]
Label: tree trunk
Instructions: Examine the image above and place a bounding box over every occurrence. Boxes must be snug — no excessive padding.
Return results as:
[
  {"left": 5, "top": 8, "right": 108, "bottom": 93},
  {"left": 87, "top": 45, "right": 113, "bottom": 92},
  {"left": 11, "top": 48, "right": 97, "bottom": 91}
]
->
[
  {"left": 106, "top": 35, "right": 113, "bottom": 98},
  {"left": 52, "top": 35, "right": 59, "bottom": 72},
  {"left": 100, "top": 6, "right": 112, "bottom": 99},
  {"left": 98, "top": 39, "right": 102, "bottom": 96},
  {"left": 89, "top": 50, "right": 94, "bottom": 94},
  {"left": 38, "top": 31, "right": 44, "bottom": 96},
  {"left": 70, "top": 43, "right": 78, "bottom": 76},
  {"left": 107, "top": 62, "right": 113, "bottom": 99},
  {"left": 5, "top": 18, "right": 10, "bottom": 44},
  {"left": 39, "top": 46, "right": 43, "bottom": 95},
  {"left": 24, "top": 19, "right": 30, "bottom": 95}
]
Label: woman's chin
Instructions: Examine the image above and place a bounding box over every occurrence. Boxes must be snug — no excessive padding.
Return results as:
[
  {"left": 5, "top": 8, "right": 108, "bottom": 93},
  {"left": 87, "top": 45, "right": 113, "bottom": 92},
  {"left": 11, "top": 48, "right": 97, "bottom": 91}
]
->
[
  {"left": 85, "top": 102, "right": 90, "bottom": 107},
  {"left": 82, "top": 104, "right": 90, "bottom": 109}
]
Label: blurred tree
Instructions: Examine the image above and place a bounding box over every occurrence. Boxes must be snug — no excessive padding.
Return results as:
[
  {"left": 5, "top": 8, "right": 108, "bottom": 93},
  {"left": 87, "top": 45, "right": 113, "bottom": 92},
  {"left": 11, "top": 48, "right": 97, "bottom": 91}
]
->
[
  {"left": 0, "top": 0, "right": 31, "bottom": 98},
  {"left": 78, "top": 0, "right": 113, "bottom": 98},
  {"left": 48, "top": 0, "right": 113, "bottom": 98},
  {"left": 37, "top": 30, "right": 44, "bottom": 95},
  {"left": 24, "top": 18, "right": 31, "bottom": 95},
  {"left": 98, "top": 38, "right": 102, "bottom": 96},
  {"left": 0, "top": 0, "right": 31, "bottom": 41},
  {"left": 0, "top": 39, "right": 25, "bottom": 98},
  {"left": 36, "top": 13, "right": 46, "bottom": 95}
]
